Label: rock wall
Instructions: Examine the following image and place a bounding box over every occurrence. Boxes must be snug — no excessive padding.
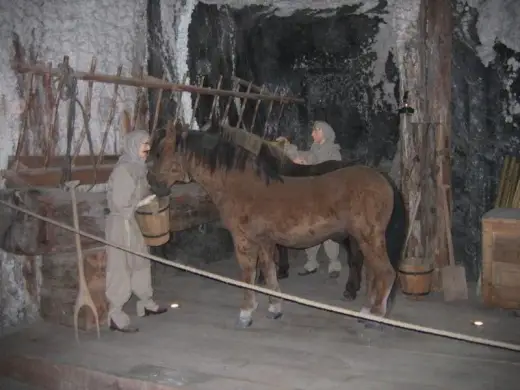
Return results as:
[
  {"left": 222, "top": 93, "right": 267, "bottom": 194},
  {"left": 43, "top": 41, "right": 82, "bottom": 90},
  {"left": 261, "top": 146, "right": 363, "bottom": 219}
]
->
[
  {"left": 180, "top": 0, "right": 519, "bottom": 280},
  {"left": 0, "top": 255, "right": 41, "bottom": 336},
  {"left": 1, "top": 0, "right": 519, "bottom": 334},
  {"left": 451, "top": 1, "right": 520, "bottom": 280},
  {"left": 0, "top": 0, "right": 147, "bottom": 332},
  {"left": 188, "top": 2, "right": 399, "bottom": 166}
]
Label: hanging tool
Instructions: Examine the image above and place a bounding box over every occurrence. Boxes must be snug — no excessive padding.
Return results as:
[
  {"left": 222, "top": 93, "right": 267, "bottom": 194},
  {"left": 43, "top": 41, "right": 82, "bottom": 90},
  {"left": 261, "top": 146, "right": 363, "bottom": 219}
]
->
[
  {"left": 66, "top": 180, "right": 101, "bottom": 342},
  {"left": 59, "top": 56, "right": 77, "bottom": 185},
  {"left": 440, "top": 184, "right": 468, "bottom": 301}
]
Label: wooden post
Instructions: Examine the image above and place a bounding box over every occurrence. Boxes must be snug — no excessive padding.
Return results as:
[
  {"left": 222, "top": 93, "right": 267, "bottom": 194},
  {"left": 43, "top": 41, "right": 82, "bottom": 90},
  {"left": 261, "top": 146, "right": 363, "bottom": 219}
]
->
[
  {"left": 399, "top": 2, "right": 427, "bottom": 267},
  {"left": 424, "top": 0, "right": 453, "bottom": 288},
  {"left": 400, "top": 112, "right": 425, "bottom": 264},
  {"left": 399, "top": 0, "right": 453, "bottom": 283}
]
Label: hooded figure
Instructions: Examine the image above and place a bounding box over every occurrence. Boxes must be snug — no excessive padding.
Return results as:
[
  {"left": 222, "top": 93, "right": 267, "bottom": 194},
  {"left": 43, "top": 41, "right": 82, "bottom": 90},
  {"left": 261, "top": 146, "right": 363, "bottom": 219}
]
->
[
  {"left": 105, "top": 130, "right": 167, "bottom": 333},
  {"left": 280, "top": 121, "right": 343, "bottom": 278},
  {"left": 283, "top": 120, "right": 342, "bottom": 164}
]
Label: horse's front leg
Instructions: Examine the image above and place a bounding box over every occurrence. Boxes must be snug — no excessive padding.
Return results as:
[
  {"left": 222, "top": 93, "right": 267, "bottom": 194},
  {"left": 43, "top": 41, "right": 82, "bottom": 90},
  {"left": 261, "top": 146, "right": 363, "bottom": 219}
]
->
[
  {"left": 259, "top": 244, "right": 283, "bottom": 319},
  {"left": 358, "top": 233, "right": 395, "bottom": 318},
  {"left": 233, "top": 235, "right": 259, "bottom": 328}
]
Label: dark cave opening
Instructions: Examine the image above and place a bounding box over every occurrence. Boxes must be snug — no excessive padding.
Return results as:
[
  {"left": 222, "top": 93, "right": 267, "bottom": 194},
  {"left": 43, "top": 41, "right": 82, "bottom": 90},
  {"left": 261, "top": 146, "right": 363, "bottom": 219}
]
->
[{"left": 187, "top": 4, "right": 400, "bottom": 165}]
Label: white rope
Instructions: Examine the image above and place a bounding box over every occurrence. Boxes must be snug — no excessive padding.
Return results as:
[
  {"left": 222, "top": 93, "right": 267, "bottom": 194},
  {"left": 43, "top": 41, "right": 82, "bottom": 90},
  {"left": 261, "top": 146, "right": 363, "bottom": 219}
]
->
[{"left": 1, "top": 198, "right": 519, "bottom": 353}]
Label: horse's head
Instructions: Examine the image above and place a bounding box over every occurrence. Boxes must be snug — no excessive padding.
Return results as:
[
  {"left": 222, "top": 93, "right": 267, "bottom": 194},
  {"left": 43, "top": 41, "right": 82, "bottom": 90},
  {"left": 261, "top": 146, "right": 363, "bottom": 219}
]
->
[{"left": 147, "top": 120, "right": 191, "bottom": 196}]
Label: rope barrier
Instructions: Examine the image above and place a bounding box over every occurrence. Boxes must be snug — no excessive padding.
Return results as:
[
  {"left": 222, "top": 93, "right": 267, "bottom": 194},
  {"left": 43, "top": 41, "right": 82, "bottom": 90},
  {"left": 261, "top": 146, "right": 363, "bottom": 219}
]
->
[{"left": 1, "top": 198, "right": 519, "bottom": 353}]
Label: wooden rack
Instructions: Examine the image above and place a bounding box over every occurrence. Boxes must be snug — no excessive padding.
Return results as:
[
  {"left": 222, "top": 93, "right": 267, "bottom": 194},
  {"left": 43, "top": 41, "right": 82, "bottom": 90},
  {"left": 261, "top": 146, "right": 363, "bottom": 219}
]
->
[
  {"left": 495, "top": 155, "right": 520, "bottom": 208},
  {"left": 2, "top": 55, "right": 304, "bottom": 188},
  {"left": 14, "top": 62, "right": 304, "bottom": 104}
]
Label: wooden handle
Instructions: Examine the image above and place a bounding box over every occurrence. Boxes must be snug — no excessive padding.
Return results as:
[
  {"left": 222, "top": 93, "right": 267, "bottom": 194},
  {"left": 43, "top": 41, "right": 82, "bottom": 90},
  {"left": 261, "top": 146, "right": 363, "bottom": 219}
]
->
[
  {"left": 441, "top": 186, "right": 455, "bottom": 267},
  {"left": 402, "top": 192, "right": 421, "bottom": 258}
]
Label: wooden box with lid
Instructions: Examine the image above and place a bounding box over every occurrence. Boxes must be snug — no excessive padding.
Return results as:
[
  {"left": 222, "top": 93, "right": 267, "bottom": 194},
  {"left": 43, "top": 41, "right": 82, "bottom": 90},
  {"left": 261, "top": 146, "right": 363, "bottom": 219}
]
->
[{"left": 481, "top": 208, "right": 520, "bottom": 309}]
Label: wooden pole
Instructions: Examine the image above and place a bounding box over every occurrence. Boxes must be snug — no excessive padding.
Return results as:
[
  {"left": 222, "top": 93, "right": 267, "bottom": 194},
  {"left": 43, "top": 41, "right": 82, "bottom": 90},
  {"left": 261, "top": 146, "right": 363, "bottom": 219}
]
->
[
  {"left": 71, "top": 57, "right": 97, "bottom": 165},
  {"left": 14, "top": 62, "right": 305, "bottom": 104},
  {"left": 400, "top": 111, "right": 424, "bottom": 263},
  {"left": 231, "top": 76, "right": 263, "bottom": 93},
  {"left": 398, "top": 0, "right": 453, "bottom": 290},
  {"left": 425, "top": 0, "right": 454, "bottom": 285}
]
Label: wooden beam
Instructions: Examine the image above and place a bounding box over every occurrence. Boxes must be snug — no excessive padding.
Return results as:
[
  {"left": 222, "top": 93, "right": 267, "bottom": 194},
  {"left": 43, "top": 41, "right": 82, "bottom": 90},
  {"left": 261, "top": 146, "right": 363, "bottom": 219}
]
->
[
  {"left": 399, "top": 0, "right": 453, "bottom": 290},
  {"left": 8, "top": 155, "right": 119, "bottom": 168},
  {"left": 14, "top": 62, "right": 305, "bottom": 105},
  {"left": 0, "top": 183, "right": 219, "bottom": 256},
  {"left": 425, "top": 0, "right": 453, "bottom": 275},
  {"left": 1, "top": 164, "right": 114, "bottom": 188},
  {"left": 231, "top": 76, "right": 263, "bottom": 93}
]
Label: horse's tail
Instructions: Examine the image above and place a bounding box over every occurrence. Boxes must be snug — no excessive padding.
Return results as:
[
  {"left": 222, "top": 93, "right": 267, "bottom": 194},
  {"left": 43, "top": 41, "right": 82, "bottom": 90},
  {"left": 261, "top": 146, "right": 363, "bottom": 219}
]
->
[{"left": 382, "top": 173, "right": 408, "bottom": 312}]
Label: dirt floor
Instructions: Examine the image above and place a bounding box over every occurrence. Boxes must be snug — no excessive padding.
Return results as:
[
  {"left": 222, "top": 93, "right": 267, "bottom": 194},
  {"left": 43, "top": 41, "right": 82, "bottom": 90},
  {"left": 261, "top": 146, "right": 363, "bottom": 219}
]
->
[{"left": 1, "top": 254, "right": 520, "bottom": 390}]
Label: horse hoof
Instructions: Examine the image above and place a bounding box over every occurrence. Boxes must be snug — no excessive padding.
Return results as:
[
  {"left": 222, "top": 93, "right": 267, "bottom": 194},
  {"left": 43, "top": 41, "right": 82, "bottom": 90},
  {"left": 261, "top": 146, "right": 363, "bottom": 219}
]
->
[
  {"left": 266, "top": 311, "right": 283, "bottom": 320},
  {"left": 236, "top": 317, "right": 253, "bottom": 329},
  {"left": 361, "top": 321, "right": 385, "bottom": 331},
  {"left": 343, "top": 289, "right": 357, "bottom": 301},
  {"left": 298, "top": 268, "right": 317, "bottom": 276},
  {"left": 277, "top": 270, "right": 289, "bottom": 280},
  {"left": 357, "top": 307, "right": 385, "bottom": 330},
  {"left": 357, "top": 307, "right": 371, "bottom": 324},
  {"left": 328, "top": 271, "right": 340, "bottom": 279}
]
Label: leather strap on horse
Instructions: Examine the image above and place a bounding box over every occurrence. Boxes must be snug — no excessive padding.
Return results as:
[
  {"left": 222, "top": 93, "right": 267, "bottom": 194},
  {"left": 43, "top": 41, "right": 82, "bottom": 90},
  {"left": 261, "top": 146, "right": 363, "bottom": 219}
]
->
[{"left": 1, "top": 197, "right": 519, "bottom": 353}]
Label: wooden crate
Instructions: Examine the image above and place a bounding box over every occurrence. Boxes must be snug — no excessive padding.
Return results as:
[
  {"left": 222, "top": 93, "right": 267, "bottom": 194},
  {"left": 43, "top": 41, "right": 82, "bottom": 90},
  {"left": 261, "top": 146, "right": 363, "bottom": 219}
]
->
[
  {"left": 40, "top": 245, "right": 108, "bottom": 330},
  {"left": 482, "top": 208, "right": 520, "bottom": 309}
]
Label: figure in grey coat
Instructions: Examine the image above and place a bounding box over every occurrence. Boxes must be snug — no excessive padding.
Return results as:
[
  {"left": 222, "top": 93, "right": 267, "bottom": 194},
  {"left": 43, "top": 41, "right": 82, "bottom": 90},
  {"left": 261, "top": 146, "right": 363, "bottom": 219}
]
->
[
  {"left": 105, "top": 130, "right": 167, "bottom": 332},
  {"left": 281, "top": 121, "right": 343, "bottom": 278}
]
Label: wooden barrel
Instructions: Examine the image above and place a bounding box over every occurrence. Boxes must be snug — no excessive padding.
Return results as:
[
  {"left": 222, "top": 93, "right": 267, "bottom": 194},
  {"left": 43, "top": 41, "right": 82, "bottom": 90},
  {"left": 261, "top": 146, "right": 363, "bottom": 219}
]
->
[
  {"left": 398, "top": 262, "right": 434, "bottom": 299},
  {"left": 135, "top": 196, "right": 170, "bottom": 246}
]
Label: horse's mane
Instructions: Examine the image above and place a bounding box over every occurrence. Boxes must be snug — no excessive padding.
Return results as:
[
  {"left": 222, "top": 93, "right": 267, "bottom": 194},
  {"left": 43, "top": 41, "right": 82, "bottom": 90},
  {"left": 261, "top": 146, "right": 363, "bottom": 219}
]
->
[
  {"left": 153, "top": 123, "right": 358, "bottom": 185},
  {"left": 180, "top": 127, "right": 283, "bottom": 184}
]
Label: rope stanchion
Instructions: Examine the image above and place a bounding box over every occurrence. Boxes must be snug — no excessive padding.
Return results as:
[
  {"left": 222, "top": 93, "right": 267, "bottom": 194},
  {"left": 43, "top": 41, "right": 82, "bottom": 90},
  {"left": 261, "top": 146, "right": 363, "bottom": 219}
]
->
[{"left": 1, "top": 198, "right": 519, "bottom": 353}]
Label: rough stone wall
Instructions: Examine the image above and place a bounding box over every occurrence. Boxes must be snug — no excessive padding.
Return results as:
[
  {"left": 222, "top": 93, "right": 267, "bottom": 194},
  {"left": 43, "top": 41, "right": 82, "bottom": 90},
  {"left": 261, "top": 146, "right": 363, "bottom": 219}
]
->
[
  {"left": 0, "top": 0, "right": 147, "bottom": 333},
  {"left": 0, "top": 255, "right": 41, "bottom": 336},
  {"left": 451, "top": 1, "right": 520, "bottom": 280},
  {"left": 185, "top": 0, "right": 520, "bottom": 280}
]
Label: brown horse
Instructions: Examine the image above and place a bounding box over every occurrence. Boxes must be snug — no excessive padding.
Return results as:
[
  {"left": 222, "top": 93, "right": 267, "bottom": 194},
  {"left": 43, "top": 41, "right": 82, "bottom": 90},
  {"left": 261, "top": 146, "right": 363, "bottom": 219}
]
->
[{"left": 147, "top": 125, "right": 407, "bottom": 328}]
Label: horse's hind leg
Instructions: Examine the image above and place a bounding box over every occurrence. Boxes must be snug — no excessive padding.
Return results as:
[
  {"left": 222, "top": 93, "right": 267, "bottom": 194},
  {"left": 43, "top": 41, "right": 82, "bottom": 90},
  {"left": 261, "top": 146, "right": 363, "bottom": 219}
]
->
[
  {"left": 233, "top": 235, "right": 260, "bottom": 328},
  {"left": 276, "top": 245, "right": 289, "bottom": 279},
  {"left": 256, "top": 245, "right": 288, "bottom": 285},
  {"left": 360, "top": 267, "right": 376, "bottom": 313},
  {"left": 358, "top": 233, "right": 395, "bottom": 317},
  {"left": 343, "top": 237, "right": 363, "bottom": 301},
  {"left": 259, "top": 244, "right": 283, "bottom": 319}
]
